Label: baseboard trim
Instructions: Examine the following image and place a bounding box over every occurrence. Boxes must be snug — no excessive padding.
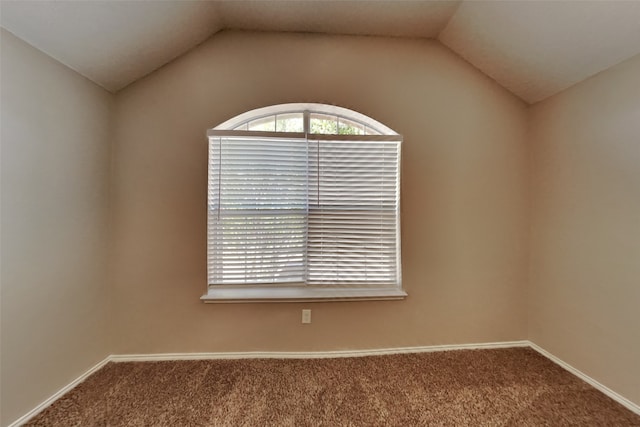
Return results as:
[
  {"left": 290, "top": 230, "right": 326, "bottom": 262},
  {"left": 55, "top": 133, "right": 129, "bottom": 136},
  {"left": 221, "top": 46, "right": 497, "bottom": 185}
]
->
[
  {"left": 7, "top": 356, "right": 111, "bottom": 427},
  {"left": 529, "top": 341, "right": 640, "bottom": 415},
  {"left": 109, "top": 340, "right": 530, "bottom": 362}
]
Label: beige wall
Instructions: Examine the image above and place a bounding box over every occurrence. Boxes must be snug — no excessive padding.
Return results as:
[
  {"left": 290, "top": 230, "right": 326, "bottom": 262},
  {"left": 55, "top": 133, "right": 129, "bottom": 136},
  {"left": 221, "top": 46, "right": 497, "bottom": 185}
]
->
[
  {"left": 111, "top": 31, "right": 529, "bottom": 354},
  {"left": 0, "top": 30, "right": 113, "bottom": 426},
  {"left": 529, "top": 55, "right": 640, "bottom": 405}
]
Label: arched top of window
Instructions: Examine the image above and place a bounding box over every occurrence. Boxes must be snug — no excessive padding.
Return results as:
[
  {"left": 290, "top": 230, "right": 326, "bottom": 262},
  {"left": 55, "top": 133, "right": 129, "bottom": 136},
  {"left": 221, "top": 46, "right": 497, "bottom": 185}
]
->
[{"left": 214, "top": 103, "right": 398, "bottom": 136}]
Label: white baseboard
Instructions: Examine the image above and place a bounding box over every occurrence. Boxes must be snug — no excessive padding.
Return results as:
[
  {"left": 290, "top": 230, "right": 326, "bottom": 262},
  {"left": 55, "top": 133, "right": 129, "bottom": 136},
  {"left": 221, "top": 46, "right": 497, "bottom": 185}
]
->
[
  {"left": 10, "top": 340, "right": 639, "bottom": 426},
  {"left": 7, "top": 356, "right": 111, "bottom": 427},
  {"left": 110, "top": 340, "right": 529, "bottom": 362},
  {"left": 529, "top": 341, "right": 640, "bottom": 415}
]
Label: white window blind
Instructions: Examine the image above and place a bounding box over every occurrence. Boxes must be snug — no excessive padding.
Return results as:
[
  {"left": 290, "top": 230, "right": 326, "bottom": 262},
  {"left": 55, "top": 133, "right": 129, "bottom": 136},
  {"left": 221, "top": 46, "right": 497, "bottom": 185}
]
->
[
  {"left": 208, "top": 133, "right": 401, "bottom": 288},
  {"left": 208, "top": 136, "right": 308, "bottom": 284},
  {"left": 307, "top": 139, "right": 399, "bottom": 285}
]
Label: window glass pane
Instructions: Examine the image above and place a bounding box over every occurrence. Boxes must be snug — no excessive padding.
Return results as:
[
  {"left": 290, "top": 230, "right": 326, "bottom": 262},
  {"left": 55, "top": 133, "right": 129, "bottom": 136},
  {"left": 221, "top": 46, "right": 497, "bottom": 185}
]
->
[
  {"left": 337, "top": 117, "right": 365, "bottom": 135},
  {"left": 309, "top": 114, "right": 338, "bottom": 134},
  {"left": 248, "top": 116, "right": 276, "bottom": 132},
  {"left": 234, "top": 123, "right": 249, "bottom": 131},
  {"left": 276, "top": 113, "right": 304, "bottom": 132}
]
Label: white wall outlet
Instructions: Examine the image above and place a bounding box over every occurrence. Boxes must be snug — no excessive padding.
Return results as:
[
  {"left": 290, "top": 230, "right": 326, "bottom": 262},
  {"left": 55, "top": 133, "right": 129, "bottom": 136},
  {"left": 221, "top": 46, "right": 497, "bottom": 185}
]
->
[{"left": 302, "top": 309, "right": 311, "bottom": 324}]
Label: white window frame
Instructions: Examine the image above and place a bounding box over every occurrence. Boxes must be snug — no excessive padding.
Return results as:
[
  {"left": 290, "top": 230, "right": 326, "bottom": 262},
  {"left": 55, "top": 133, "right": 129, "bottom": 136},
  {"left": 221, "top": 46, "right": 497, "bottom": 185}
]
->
[{"left": 202, "top": 104, "right": 406, "bottom": 303}]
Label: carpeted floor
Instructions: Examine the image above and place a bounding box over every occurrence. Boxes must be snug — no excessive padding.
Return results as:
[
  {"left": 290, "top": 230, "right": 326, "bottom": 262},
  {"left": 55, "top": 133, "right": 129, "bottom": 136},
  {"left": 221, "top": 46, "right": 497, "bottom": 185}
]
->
[{"left": 25, "top": 348, "right": 639, "bottom": 426}]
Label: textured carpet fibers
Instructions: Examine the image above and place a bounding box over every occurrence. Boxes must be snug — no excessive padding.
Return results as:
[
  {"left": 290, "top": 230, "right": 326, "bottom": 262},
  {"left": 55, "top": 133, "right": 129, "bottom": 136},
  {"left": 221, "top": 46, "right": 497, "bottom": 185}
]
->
[{"left": 26, "top": 348, "right": 639, "bottom": 426}]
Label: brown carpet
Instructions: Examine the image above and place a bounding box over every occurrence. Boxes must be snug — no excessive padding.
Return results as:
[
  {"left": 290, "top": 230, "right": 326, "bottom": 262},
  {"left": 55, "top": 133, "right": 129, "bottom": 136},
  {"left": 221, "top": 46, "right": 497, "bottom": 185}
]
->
[{"left": 26, "top": 348, "right": 639, "bottom": 426}]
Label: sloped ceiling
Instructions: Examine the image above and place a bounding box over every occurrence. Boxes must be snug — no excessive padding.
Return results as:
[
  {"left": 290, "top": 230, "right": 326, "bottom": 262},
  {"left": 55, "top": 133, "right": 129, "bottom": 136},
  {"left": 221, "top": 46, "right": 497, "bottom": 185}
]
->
[
  {"left": 439, "top": 1, "right": 640, "bottom": 103},
  {"left": 2, "top": 0, "right": 640, "bottom": 104},
  {"left": 0, "top": 1, "right": 223, "bottom": 92}
]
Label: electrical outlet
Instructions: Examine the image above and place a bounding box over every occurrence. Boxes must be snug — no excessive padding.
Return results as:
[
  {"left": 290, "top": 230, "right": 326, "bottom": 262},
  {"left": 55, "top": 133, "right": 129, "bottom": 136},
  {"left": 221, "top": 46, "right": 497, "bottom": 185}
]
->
[{"left": 302, "top": 309, "right": 311, "bottom": 324}]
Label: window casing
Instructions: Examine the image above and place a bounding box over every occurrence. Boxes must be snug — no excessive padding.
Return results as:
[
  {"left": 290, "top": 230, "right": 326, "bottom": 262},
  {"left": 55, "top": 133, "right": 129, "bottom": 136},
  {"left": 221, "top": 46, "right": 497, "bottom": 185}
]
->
[{"left": 202, "top": 104, "right": 405, "bottom": 302}]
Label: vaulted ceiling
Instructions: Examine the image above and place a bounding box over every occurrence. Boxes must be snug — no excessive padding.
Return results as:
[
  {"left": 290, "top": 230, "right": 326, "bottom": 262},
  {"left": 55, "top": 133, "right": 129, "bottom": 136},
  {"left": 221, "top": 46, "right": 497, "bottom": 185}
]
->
[{"left": 2, "top": 1, "right": 640, "bottom": 104}]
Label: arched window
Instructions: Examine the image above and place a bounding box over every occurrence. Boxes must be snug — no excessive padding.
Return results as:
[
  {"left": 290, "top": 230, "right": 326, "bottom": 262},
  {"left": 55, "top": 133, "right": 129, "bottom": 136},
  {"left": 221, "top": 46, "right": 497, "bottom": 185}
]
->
[
  {"left": 214, "top": 103, "right": 395, "bottom": 135},
  {"left": 203, "top": 104, "right": 405, "bottom": 302}
]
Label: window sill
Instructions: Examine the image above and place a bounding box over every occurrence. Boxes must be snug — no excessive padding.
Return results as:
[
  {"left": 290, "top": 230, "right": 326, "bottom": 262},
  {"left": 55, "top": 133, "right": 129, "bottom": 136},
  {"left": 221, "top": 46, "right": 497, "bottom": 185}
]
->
[{"left": 200, "top": 286, "right": 407, "bottom": 303}]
